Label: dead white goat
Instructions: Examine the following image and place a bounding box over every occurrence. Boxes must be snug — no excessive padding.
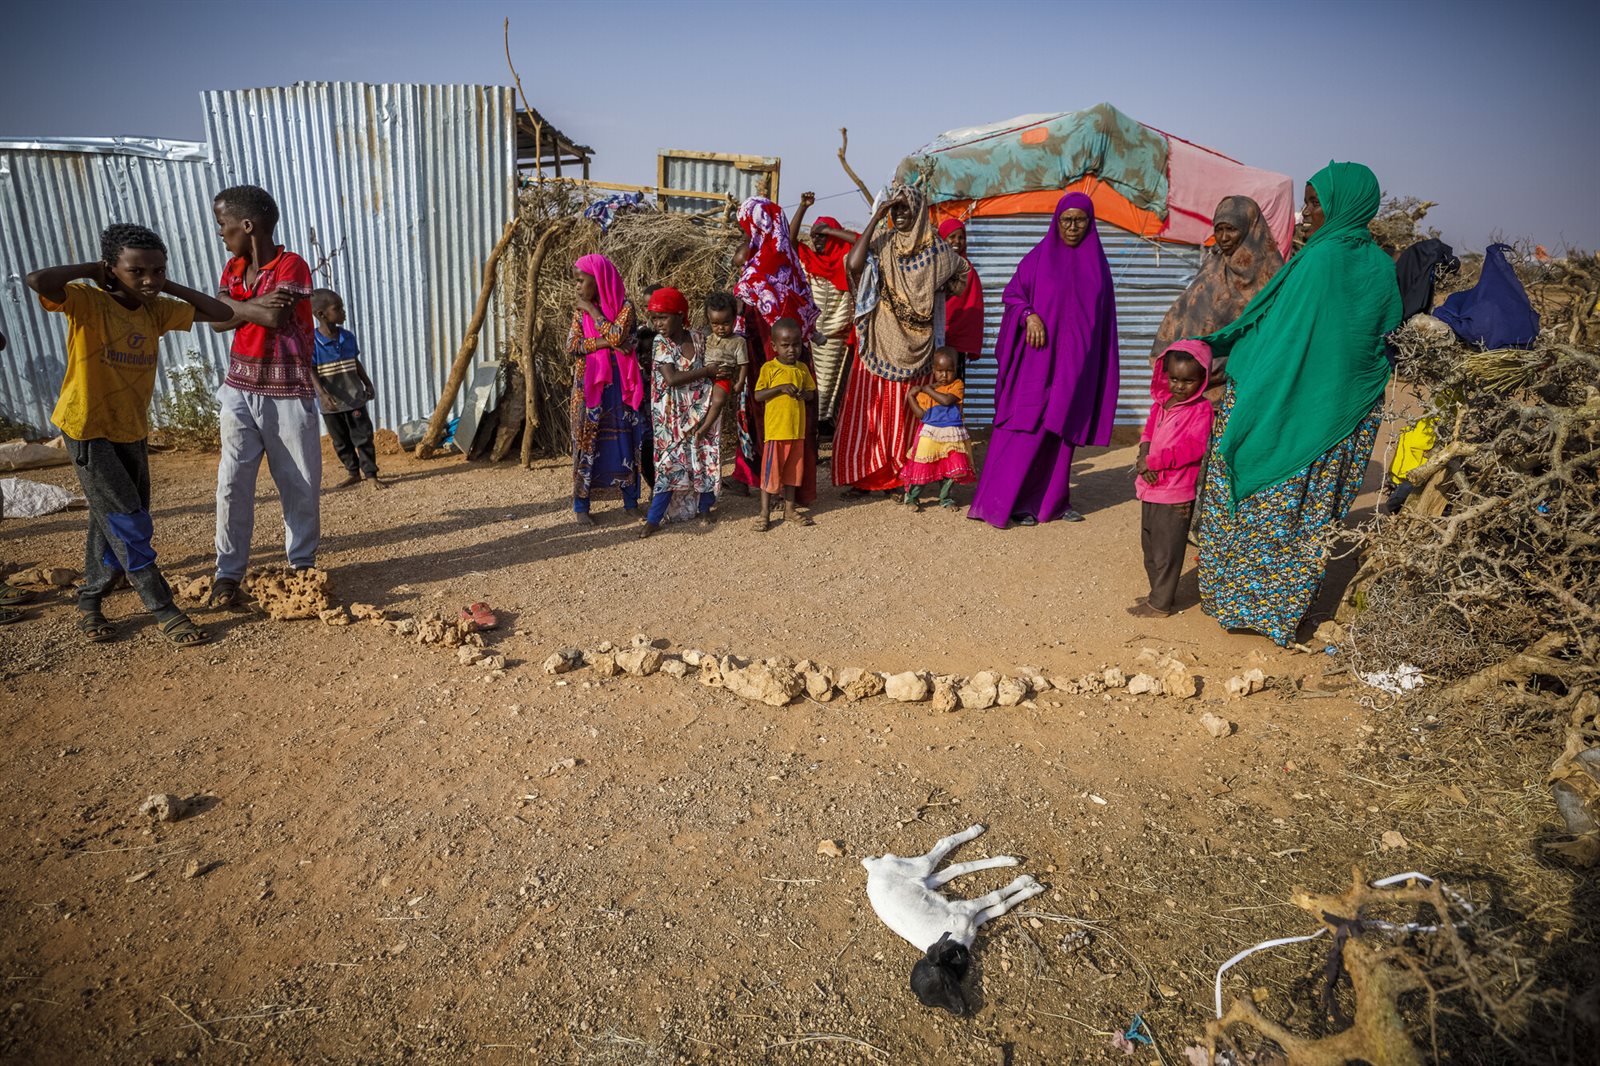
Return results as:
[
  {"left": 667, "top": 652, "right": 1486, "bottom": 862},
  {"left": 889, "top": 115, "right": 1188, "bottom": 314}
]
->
[{"left": 861, "top": 823, "right": 1045, "bottom": 1014}]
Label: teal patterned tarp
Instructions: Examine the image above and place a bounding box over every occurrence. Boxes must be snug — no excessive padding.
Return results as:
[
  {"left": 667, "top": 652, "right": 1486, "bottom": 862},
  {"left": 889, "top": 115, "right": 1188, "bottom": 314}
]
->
[{"left": 894, "top": 103, "right": 1169, "bottom": 216}]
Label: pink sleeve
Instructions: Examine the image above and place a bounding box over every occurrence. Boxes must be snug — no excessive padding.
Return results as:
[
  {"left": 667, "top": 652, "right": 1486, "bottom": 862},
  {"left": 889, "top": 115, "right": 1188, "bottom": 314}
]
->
[{"left": 1139, "top": 403, "right": 1159, "bottom": 445}]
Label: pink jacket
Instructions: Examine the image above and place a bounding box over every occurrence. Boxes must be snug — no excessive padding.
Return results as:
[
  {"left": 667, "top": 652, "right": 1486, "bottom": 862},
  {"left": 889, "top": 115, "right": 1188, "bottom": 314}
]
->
[{"left": 1136, "top": 339, "right": 1214, "bottom": 505}]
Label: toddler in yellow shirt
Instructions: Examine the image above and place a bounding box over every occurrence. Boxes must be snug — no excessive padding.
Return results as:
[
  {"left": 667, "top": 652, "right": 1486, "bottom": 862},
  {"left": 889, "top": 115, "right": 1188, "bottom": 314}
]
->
[{"left": 752, "top": 318, "right": 816, "bottom": 531}]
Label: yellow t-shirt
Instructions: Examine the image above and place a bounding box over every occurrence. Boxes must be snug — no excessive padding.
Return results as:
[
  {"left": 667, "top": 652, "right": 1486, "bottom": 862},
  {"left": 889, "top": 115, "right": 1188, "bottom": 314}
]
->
[
  {"left": 755, "top": 360, "right": 815, "bottom": 442},
  {"left": 41, "top": 283, "right": 196, "bottom": 442}
]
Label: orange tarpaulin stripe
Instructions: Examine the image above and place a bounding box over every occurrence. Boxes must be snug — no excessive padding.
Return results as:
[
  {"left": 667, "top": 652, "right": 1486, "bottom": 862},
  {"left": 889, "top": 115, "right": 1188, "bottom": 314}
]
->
[{"left": 929, "top": 177, "right": 1174, "bottom": 241}]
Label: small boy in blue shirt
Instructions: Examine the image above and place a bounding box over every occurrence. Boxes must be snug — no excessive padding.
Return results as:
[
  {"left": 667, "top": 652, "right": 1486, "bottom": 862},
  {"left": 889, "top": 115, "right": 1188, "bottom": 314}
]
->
[{"left": 310, "top": 288, "right": 383, "bottom": 489}]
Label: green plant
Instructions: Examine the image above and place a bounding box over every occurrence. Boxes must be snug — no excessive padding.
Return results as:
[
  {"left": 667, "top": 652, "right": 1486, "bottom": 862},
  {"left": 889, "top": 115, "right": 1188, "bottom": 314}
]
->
[{"left": 154, "top": 355, "right": 221, "bottom": 450}]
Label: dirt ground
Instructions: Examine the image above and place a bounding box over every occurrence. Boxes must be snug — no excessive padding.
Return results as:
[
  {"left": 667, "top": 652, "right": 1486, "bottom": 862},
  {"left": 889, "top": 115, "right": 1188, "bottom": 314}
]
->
[{"left": 0, "top": 436, "right": 1587, "bottom": 1064}]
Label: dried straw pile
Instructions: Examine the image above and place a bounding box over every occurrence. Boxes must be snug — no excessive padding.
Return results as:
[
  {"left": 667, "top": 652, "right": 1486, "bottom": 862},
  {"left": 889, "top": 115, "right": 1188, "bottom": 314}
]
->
[{"left": 499, "top": 183, "right": 745, "bottom": 457}]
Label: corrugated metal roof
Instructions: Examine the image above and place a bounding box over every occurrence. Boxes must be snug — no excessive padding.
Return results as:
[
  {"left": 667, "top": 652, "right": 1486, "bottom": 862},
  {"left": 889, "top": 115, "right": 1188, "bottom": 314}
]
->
[
  {"left": 0, "top": 82, "right": 516, "bottom": 436},
  {"left": 961, "top": 217, "right": 1201, "bottom": 426},
  {"left": 659, "top": 151, "right": 778, "bottom": 214}
]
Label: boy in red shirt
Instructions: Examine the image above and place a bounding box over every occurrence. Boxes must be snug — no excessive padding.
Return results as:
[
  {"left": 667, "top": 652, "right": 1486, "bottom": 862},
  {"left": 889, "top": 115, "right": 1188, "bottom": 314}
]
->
[{"left": 206, "top": 185, "right": 321, "bottom": 607}]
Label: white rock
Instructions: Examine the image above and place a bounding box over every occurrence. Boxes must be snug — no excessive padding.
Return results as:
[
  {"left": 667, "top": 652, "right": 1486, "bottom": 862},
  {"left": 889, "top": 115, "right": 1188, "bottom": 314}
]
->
[
  {"left": 1199, "top": 712, "right": 1234, "bottom": 738},
  {"left": 930, "top": 676, "right": 960, "bottom": 713},
  {"left": 457, "top": 645, "right": 486, "bottom": 666},
  {"left": 723, "top": 662, "right": 803, "bottom": 707},
  {"left": 542, "top": 650, "right": 580, "bottom": 675},
  {"left": 885, "top": 671, "right": 930, "bottom": 703},
  {"left": 617, "top": 647, "right": 664, "bottom": 677},
  {"left": 478, "top": 653, "right": 507, "bottom": 671},
  {"left": 681, "top": 648, "right": 705, "bottom": 667},
  {"left": 958, "top": 670, "right": 1000, "bottom": 710},
  {"left": 589, "top": 652, "right": 619, "bottom": 677},
  {"left": 660, "top": 657, "right": 689, "bottom": 679},
  {"left": 996, "top": 676, "right": 1028, "bottom": 707},
  {"left": 804, "top": 668, "right": 836, "bottom": 702},
  {"left": 1102, "top": 667, "right": 1127, "bottom": 689},
  {"left": 1127, "top": 673, "right": 1164, "bottom": 696},
  {"left": 699, "top": 658, "right": 724, "bottom": 688}
]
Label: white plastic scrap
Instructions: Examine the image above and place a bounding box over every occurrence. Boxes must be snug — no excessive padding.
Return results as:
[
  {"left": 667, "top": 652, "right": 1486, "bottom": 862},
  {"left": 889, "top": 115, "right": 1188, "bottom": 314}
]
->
[{"left": 1356, "top": 663, "right": 1425, "bottom": 695}]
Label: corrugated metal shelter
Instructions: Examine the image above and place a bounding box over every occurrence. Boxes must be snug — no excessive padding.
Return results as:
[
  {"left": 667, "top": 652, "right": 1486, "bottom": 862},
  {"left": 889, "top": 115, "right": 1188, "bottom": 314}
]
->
[
  {"left": 0, "top": 81, "right": 516, "bottom": 435},
  {"left": 961, "top": 217, "right": 1202, "bottom": 427},
  {"left": 896, "top": 104, "right": 1291, "bottom": 426},
  {"left": 658, "top": 149, "right": 779, "bottom": 215}
]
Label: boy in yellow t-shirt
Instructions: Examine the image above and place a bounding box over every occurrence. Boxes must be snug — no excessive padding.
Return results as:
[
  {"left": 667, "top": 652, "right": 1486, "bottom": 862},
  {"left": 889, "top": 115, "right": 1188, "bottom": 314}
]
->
[
  {"left": 27, "top": 223, "right": 232, "bottom": 647},
  {"left": 752, "top": 317, "right": 817, "bottom": 531}
]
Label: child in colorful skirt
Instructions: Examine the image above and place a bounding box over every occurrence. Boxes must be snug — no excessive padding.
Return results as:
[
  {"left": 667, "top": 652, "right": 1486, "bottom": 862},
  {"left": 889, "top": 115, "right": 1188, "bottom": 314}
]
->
[
  {"left": 752, "top": 317, "right": 816, "bottom": 531},
  {"left": 901, "top": 348, "right": 976, "bottom": 511}
]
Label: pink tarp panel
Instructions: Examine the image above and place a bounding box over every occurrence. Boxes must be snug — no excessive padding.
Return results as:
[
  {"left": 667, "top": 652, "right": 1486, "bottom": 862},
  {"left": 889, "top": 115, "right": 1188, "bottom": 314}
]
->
[{"left": 1162, "top": 135, "right": 1295, "bottom": 256}]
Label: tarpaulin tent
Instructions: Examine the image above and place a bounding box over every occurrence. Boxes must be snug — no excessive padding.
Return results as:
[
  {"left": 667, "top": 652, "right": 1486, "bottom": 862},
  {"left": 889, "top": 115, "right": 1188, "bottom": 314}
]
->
[{"left": 893, "top": 103, "right": 1294, "bottom": 426}]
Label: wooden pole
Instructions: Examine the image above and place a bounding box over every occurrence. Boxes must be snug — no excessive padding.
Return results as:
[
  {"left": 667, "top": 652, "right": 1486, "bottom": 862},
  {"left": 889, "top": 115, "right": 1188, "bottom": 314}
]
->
[
  {"left": 416, "top": 217, "right": 517, "bottom": 459},
  {"left": 519, "top": 223, "right": 565, "bottom": 468}
]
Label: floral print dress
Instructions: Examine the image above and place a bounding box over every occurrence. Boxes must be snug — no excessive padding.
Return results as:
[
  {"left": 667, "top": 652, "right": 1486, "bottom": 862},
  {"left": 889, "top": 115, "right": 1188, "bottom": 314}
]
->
[
  {"left": 651, "top": 329, "right": 720, "bottom": 523},
  {"left": 1196, "top": 383, "right": 1380, "bottom": 645}
]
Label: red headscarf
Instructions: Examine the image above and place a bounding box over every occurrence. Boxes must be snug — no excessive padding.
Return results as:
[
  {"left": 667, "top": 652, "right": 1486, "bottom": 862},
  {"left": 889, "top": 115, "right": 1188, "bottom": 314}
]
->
[
  {"left": 646, "top": 287, "right": 689, "bottom": 316},
  {"left": 797, "top": 215, "right": 852, "bottom": 293},
  {"left": 937, "top": 220, "right": 986, "bottom": 355},
  {"left": 734, "top": 198, "right": 820, "bottom": 335}
]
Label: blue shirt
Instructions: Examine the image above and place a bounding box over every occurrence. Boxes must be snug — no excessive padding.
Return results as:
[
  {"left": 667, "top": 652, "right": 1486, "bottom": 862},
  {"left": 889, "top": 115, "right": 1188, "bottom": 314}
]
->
[{"left": 312, "top": 326, "right": 369, "bottom": 414}]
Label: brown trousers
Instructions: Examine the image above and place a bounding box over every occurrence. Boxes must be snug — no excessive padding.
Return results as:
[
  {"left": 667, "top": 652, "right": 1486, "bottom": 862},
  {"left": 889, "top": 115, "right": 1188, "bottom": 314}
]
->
[{"left": 1141, "top": 500, "right": 1192, "bottom": 613}]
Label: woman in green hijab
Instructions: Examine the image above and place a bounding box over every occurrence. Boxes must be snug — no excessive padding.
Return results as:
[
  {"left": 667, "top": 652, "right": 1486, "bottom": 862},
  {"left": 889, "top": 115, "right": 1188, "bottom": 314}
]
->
[{"left": 1194, "top": 162, "right": 1400, "bottom": 645}]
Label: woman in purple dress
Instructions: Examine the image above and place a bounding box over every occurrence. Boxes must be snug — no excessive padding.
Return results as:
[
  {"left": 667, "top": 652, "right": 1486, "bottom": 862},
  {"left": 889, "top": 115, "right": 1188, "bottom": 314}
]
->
[{"left": 968, "top": 192, "right": 1119, "bottom": 527}]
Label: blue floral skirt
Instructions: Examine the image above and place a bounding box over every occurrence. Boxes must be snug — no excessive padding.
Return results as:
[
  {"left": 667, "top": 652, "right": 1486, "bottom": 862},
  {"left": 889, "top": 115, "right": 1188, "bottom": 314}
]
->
[{"left": 1197, "top": 385, "right": 1379, "bottom": 645}]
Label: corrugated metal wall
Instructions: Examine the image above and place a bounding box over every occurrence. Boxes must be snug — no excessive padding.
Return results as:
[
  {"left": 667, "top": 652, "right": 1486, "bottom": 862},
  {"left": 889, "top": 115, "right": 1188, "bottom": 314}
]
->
[
  {"left": 0, "top": 140, "right": 231, "bottom": 430},
  {"left": 0, "top": 82, "right": 515, "bottom": 436},
  {"left": 659, "top": 152, "right": 778, "bottom": 214},
  {"left": 204, "top": 82, "right": 516, "bottom": 430},
  {"left": 962, "top": 217, "right": 1201, "bottom": 426}
]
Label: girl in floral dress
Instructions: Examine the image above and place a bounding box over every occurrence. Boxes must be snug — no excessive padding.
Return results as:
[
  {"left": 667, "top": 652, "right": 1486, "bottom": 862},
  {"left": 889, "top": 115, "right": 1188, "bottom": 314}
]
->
[{"left": 640, "top": 287, "right": 720, "bottom": 537}]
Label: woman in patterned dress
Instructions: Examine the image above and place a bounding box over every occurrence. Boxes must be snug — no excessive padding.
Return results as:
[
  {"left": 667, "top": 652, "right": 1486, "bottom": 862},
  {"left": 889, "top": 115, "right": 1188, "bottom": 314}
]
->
[
  {"left": 640, "top": 287, "right": 720, "bottom": 537},
  {"left": 1195, "top": 162, "right": 1400, "bottom": 644},
  {"left": 565, "top": 254, "right": 643, "bottom": 526},
  {"left": 834, "top": 181, "right": 969, "bottom": 495}
]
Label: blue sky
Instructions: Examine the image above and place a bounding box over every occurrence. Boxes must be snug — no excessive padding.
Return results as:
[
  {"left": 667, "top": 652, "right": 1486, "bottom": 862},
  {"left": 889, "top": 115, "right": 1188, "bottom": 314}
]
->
[{"left": 3, "top": 0, "right": 1596, "bottom": 249}]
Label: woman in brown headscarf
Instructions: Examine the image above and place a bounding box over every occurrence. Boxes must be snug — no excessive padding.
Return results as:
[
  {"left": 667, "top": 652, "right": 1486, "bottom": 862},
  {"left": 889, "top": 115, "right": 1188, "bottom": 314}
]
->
[
  {"left": 1150, "top": 196, "right": 1283, "bottom": 372},
  {"left": 833, "top": 181, "right": 969, "bottom": 494}
]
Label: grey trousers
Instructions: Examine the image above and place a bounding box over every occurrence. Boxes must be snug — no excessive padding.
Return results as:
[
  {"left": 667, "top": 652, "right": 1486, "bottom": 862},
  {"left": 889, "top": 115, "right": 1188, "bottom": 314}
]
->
[
  {"left": 63, "top": 435, "right": 178, "bottom": 618},
  {"left": 215, "top": 386, "right": 322, "bottom": 580}
]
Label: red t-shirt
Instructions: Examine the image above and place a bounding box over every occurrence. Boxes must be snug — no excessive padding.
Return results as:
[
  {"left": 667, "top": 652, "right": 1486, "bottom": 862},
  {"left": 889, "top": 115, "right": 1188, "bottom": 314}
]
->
[{"left": 218, "top": 247, "right": 315, "bottom": 398}]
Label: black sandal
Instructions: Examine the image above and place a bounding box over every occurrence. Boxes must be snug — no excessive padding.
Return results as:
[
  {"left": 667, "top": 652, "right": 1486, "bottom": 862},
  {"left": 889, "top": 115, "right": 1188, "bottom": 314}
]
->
[
  {"left": 78, "top": 611, "right": 116, "bottom": 643},
  {"left": 208, "top": 578, "right": 241, "bottom": 609},
  {"left": 160, "top": 613, "right": 210, "bottom": 647}
]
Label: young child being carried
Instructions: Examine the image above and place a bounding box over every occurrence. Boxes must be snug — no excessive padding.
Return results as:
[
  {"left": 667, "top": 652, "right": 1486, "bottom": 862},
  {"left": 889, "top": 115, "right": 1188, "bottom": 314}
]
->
[
  {"left": 310, "top": 288, "right": 383, "bottom": 490},
  {"left": 1129, "top": 340, "right": 1213, "bottom": 619},
  {"left": 900, "top": 348, "right": 976, "bottom": 511},
  {"left": 752, "top": 317, "right": 816, "bottom": 531},
  {"left": 695, "top": 291, "right": 749, "bottom": 439},
  {"left": 26, "top": 223, "right": 234, "bottom": 646}
]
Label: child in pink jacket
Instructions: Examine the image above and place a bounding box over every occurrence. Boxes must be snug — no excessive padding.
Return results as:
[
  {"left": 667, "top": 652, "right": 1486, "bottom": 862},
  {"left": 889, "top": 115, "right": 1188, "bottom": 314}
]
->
[{"left": 1129, "top": 340, "right": 1213, "bottom": 618}]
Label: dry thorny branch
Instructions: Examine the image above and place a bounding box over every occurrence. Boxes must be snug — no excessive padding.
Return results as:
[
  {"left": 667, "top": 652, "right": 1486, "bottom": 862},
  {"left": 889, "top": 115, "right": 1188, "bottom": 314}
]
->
[{"left": 1209, "top": 870, "right": 1544, "bottom": 1066}]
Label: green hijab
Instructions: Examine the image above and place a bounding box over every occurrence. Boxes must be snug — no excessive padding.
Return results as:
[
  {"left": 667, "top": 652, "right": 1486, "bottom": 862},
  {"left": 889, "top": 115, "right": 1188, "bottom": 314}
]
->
[{"left": 1202, "top": 161, "right": 1400, "bottom": 507}]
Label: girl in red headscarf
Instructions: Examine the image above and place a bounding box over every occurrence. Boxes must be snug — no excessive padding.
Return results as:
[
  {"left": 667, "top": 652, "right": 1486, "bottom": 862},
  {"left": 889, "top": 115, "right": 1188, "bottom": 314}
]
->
[
  {"left": 938, "top": 218, "right": 985, "bottom": 379},
  {"left": 789, "top": 192, "right": 859, "bottom": 429}
]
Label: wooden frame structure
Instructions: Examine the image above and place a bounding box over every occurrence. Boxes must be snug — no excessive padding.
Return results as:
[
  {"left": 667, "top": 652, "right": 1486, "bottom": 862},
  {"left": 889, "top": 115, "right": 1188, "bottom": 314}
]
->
[{"left": 515, "top": 108, "right": 592, "bottom": 178}]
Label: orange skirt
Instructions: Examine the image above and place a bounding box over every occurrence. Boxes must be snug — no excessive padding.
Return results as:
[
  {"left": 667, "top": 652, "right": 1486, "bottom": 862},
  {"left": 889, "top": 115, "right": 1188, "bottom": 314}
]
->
[{"left": 761, "top": 438, "right": 806, "bottom": 493}]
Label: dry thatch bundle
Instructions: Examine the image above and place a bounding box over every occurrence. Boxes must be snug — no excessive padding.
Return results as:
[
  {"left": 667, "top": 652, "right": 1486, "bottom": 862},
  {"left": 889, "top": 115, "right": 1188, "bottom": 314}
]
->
[{"left": 497, "top": 182, "right": 745, "bottom": 458}]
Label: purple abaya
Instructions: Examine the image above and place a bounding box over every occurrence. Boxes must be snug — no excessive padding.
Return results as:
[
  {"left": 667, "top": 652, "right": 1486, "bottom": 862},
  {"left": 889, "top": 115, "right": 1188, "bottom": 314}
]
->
[{"left": 968, "top": 192, "right": 1120, "bottom": 527}]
